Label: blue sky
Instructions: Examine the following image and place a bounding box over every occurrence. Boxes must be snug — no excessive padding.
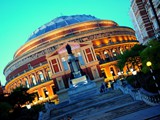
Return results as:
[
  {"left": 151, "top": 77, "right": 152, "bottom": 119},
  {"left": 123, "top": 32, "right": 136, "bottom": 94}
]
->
[{"left": 0, "top": 0, "right": 132, "bottom": 85}]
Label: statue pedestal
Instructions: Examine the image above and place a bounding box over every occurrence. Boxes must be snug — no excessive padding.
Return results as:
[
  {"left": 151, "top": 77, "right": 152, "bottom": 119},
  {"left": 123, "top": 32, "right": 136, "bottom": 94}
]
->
[
  {"left": 57, "top": 89, "right": 69, "bottom": 103},
  {"left": 68, "top": 80, "right": 99, "bottom": 102}
]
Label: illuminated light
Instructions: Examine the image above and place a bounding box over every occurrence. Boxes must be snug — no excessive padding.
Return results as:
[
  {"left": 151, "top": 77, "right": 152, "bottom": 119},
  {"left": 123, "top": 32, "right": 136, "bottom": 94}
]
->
[
  {"left": 113, "top": 54, "right": 116, "bottom": 56},
  {"left": 46, "top": 91, "right": 49, "bottom": 95},
  {"left": 104, "top": 51, "right": 108, "bottom": 54},
  {"left": 130, "top": 68, "right": 133, "bottom": 72},
  {"left": 118, "top": 72, "right": 121, "bottom": 75},
  {"left": 33, "top": 102, "right": 37, "bottom": 105},
  {"left": 124, "top": 36, "right": 127, "bottom": 40},
  {"left": 132, "top": 71, "right": 137, "bottom": 75},
  {"left": 26, "top": 104, "right": 31, "bottom": 109},
  {"left": 118, "top": 36, "right": 123, "bottom": 41},
  {"left": 73, "top": 85, "right": 78, "bottom": 87},
  {"left": 146, "top": 61, "right": 152, "bottom": 67},
  {"left": 95, "top": 41, "right": 101, "bottom": 46},
  {"left": 103, "top": 38, "right": 109, "bottom": 44},
  {"left": 112, "top": 37, "right": 116, "bottom": 42},
  {"left": 77, "top": 52, "right": 81, "bottom": 56},
  {"left": 62, "top": 57, "right": 65, "bottom": 61},
  {"left": 39, "top": 97, "right": 43, "bottom": 100},
  {"left": 112, "top": 49, "right": 116, "bottom": 52},
  {"left": 84, "top": 81, "right": 88, "bottom": 84}
]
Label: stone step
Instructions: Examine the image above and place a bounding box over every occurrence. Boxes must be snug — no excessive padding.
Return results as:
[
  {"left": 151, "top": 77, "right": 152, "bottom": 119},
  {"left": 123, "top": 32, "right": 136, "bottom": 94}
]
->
[
  {"left": 50, "top": 90, "right": 123, "bottom": 117},
  {"left": 72, "top": 94, "right": 134, "bottom": 119},
  {"left": 50, "top": 92, "right": 134, "bottom": 120},
  {"left": 82, "top": 101, "right": 150, "bottom": 120}
]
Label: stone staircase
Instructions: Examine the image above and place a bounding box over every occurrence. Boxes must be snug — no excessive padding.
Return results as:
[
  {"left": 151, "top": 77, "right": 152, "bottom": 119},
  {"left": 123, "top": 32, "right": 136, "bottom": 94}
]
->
[{"left": 49, "top": 90, "right": 151, "bottom": 120}]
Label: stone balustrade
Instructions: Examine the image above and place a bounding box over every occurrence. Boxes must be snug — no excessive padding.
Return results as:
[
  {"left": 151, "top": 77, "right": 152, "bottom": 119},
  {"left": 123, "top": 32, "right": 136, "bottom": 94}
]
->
[{"left": 114, "top": 80, "right": 160, "bottom": 106}]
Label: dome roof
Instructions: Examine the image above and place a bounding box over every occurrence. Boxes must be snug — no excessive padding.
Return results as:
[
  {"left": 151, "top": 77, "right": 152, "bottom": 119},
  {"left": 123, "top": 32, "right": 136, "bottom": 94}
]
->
[{"left": 27, "top": 14, "right": 99, "bottom": 42}]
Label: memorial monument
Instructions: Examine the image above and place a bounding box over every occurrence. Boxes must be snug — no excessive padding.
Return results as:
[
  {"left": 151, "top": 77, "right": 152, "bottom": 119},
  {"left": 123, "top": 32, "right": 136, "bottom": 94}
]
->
[{"left": 66, "top": 44, "right": 99, "bottom": 102}]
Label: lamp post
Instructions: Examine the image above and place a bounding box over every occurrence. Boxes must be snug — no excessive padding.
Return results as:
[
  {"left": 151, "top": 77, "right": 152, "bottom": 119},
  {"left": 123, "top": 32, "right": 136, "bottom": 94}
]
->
[{"left": 146, "top": 61, "right": 160, "bottom": 94}]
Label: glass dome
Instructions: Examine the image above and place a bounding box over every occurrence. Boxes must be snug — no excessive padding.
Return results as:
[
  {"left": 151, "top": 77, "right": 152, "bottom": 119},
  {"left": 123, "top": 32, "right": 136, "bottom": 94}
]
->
[{"left": 27, "top": 14, "right": 99, "bottom": 42}]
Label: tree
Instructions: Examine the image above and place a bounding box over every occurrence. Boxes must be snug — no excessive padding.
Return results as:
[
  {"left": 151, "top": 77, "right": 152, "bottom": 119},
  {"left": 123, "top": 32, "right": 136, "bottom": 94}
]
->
[
  {"left": 140, "top": 40, "right": 160, "bottom": 73},
  {"left": 0, "top": 102, "right": 12, "bottom": 120},
  {"left": 9, "top": 86, "right": 35, "bottom": 109},
  {"left": 117, "top": 44, "right": 146, "bottom": 71}
]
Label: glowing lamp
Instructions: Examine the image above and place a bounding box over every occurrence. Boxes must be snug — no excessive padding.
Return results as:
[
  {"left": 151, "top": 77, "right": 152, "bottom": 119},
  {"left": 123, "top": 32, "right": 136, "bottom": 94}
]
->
[{"left": 146, "top": 61, "right": 152, "bottom": 67}]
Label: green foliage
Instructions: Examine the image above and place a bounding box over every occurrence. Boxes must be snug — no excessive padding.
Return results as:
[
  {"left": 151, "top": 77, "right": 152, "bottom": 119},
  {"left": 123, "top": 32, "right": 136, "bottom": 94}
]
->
[
  {"left": 117, "top": 44, "right": 146, "bottom": 70},
  {"left": 126, "top": 71, "right": 158, "bottom": 93},
  {"left": 140, "top": 40, "right": 160, "bottom": 73},
  {"left": 9, "top": 86, "right": 36, "bottom": 108}
]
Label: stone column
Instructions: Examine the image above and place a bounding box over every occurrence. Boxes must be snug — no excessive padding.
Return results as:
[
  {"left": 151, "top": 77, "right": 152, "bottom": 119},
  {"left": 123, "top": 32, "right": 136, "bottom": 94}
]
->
[{"left": 83, "top": 49, "right": 89, "bottom": 63}]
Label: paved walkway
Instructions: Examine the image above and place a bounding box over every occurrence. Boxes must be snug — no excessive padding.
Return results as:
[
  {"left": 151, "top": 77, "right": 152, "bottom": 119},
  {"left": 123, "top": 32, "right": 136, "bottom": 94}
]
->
[{"left": 114, "top": 105, "right": 160, "bottom": 120}]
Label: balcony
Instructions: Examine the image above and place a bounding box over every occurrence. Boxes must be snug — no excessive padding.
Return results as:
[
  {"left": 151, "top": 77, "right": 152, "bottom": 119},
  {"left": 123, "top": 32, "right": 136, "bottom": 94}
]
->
[
  {"left": 27, "top": 77, "right": 52, "bottom": 88},
  {"left": 98, "top": 57, "right": 117, "bottom": 65}
]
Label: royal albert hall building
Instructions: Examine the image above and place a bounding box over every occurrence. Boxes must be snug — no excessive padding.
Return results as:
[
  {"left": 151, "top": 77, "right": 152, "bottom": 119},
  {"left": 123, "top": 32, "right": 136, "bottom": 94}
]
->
[{"left": 4, "top": 15, "right": 138, "bottom": 103}]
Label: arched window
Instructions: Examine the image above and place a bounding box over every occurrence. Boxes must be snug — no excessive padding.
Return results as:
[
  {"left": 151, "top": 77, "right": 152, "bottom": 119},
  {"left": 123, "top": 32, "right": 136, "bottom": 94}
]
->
[
  {"left": 25, "top": 78, "right": 29, "bottom": 88},
  {"left": 112, "top": 49, "right": 118, "bottom": 60},
  {"left": 110, "top": 67, "right": 116, "bottom": 76},
  {"left": 104, "top": 50, "right": 110, "bottom": 62},
  {"left": 31, "top": 75, "right": 37, "bottom": 85},
  {"left": 39, "top": 72, "right": 44, "bottom": 82},
  {"left": 112, "top": 49, "right": 117, "bottom": 56},
  {"left": 120, "top": 48, "right": 123, "bottom": 54},
  {"left": 48, "top": 70, "right": 52, "bottom": 79},
  {"left": 96, "top": 53, "right": 102, "bottom": 63}
]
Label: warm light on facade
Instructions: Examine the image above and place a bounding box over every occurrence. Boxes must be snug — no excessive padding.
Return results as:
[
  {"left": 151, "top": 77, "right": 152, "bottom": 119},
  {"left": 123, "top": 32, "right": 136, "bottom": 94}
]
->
[{"left": 4, "top": 14, "right": 138, "bottom": 104}]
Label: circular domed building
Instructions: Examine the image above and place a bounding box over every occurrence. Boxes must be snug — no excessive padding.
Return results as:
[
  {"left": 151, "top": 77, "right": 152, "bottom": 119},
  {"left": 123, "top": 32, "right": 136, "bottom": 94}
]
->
[{"left": 4, "top": 15, "right": 138, "bottom": 103}]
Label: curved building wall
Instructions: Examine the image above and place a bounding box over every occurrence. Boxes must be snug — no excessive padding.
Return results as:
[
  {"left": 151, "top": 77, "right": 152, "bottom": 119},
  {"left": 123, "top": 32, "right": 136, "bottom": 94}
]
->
[{"left": 4, "top": 15, "right": 138, "bottom": 103}]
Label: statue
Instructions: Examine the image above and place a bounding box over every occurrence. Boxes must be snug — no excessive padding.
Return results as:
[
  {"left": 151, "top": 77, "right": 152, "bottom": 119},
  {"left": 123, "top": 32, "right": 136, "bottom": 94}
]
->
[{"left": 66, "top": 44, "right": 72, "bottom": 54}]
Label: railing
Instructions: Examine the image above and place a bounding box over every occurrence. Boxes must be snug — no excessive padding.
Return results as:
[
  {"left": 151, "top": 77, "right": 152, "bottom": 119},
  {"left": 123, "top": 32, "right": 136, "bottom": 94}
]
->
[
  {"left": 29, "top": 77, "right": 52, "bottom": 88},
  {"left": 114, "top": 80, "right": 160, "bottom": 106},
  {"left": 140, "top": 89, "right": 160, "bottom": 106}
]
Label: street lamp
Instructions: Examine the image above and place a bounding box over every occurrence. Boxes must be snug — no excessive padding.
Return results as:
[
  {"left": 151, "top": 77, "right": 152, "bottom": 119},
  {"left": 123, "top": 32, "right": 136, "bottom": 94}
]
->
[{"left": 146, "top": 61, "right": 160, "bottom": 94}]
